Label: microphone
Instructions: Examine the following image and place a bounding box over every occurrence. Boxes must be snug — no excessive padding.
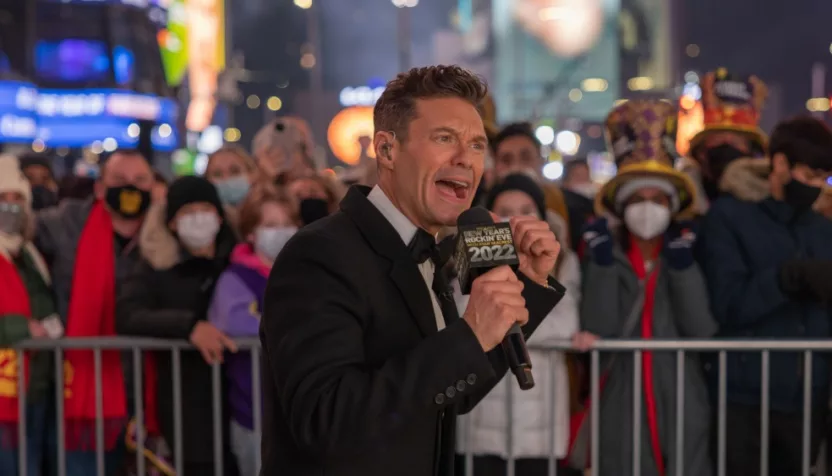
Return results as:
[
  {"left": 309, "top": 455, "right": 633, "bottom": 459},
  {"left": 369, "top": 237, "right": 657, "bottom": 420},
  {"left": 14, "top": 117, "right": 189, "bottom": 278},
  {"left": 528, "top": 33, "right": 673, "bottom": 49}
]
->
[{"left": 454, "top": 207, "right": 535, "bottom": 390}]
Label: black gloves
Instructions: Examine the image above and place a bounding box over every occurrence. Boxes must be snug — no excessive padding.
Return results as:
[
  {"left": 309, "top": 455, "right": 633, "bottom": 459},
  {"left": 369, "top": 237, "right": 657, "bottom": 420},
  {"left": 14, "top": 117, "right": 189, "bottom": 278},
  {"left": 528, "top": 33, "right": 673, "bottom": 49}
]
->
[{"left": 779, "top": 259, "right": 832, "bottom": 303}]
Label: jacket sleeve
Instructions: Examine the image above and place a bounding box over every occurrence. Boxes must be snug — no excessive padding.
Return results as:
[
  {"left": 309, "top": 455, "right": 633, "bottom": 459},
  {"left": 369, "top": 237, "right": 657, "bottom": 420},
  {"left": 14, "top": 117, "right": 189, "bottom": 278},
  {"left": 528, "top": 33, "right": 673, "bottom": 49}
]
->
[
  {"left": 0, "top": 314, "right": 30, "bottom": 347},
  {"left": 698, "top": 205, "right": 789, "bottom": 330},
  {"left": 580, "top": 260, "right": 622, "bottom": 337},
  {"left": 262, "top": 232, "right": 560, "bottom": 458},
  {"left": 116, "top": 261, "right": 197, "bottom": 339},
  {"left": 208, "top": 271, "right": 260, "bottom": 337},
  {"left": 664, "top": 264, "right": 718, "bottom": 338}
]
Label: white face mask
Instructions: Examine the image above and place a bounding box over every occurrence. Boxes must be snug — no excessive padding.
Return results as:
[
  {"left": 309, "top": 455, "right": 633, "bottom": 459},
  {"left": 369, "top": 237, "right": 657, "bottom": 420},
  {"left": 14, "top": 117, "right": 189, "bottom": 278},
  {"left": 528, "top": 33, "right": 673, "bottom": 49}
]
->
[
  {"left": 569, "top": 183, "right": 598, "bottom": 200},
  {"left": 255, "top": 226, "right": 297, "bottom": 261},
  {"left": 177, "top": 211, "right": 221, "bottom": 250},
  {"left": 623, "top": 201, "right": 670, "bottom": 240}
]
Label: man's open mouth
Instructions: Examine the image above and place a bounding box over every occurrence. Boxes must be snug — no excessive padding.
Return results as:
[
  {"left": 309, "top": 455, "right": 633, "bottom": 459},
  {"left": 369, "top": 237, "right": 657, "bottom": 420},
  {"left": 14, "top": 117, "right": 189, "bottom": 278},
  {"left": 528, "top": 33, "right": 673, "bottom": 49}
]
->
[{"left": 435, "top": 179, "right": 471, "bottom": 200}]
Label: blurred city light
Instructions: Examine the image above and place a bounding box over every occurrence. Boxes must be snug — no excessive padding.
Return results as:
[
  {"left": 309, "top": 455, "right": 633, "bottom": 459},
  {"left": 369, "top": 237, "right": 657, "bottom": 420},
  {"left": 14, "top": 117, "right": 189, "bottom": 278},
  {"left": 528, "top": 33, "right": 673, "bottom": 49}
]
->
[
  {"left": 627, "top": 76, "right": 655, "bottom": 91},
  {"left": 543, "top": 161, "right": 564, "bottom": 181},
  {"left": 686, "top": 44, "right": 700, "bottom": 58},
  {"left": 102, "top": 137, "right": 118, "bottom": 152},
  {"left": 224, "top": 128, "right": 242, "bottom": 142},
  {"left": 32, "top": 139, "right": 45, "bottom": 153},
  {"left": 294, "top": 0, "right": 312, "bottom": 9},
  {"left": 806, "top": 97, "right": 831, "bottom": 112},
  {"left": 246, "top": 95, "right": 260, "bottom": 109},
  {"left": 535, "top": 125, "right": 556, "bottom": 145},
  {"left": 392, "top": 0, "right": 419, "bottom": 7},
  {"left": 267, "top": 96, "right": 283, "bottom": 111},
  {"left": 158, "top": 124, "right": 173, "bottom": 138},
  {"left": 581, "top": 78, "right": 609, "bottom": 92},
  {"left": 300, "top": 53, "right": 316, "bottom": 69},
  {"left": 555, "top": 130, "right": 580, "bottom": 155},
  {"left": 127, "top": 123, "right": 140, "bottom": 138},
  {"left": 684, "top": 71, "right": 699, "bottom": 84},
  {"left": 613, "top": 99, "right": 629, "bottom": 107},
  {"left": 90, "top": 141, "right": 103, "bottom": 155},
  {"left": 568, "top": 88, "right": 583, "bottom": 102},
  {"left": 680, "top": 95, "right": 696, "bottom": 110}
]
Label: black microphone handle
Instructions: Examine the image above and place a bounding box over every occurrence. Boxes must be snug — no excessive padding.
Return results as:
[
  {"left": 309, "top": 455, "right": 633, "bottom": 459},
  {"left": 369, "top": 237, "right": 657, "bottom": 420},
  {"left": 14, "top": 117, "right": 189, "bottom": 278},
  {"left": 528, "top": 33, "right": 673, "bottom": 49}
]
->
[{"left": 502, "top": 323, "right": 535, "bottom": 390}]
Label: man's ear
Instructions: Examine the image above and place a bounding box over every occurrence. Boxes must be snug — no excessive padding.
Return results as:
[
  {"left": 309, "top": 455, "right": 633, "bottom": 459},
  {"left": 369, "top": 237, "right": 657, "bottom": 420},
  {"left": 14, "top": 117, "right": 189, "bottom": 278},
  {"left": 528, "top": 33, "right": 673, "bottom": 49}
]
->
[{"left": 373, "top": 131, "right": 396, "bottom": 171}]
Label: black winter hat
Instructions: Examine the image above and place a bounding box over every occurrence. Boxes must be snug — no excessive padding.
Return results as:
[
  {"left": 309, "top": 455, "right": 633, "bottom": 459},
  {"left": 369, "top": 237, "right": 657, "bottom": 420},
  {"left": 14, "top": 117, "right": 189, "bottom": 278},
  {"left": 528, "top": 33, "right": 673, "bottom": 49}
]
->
[
  {"left": 165, "top": 175, "right": 224, "bottom": 225},
  {"left": 485, "top": 173, "right": 547, "bottom": 220}
]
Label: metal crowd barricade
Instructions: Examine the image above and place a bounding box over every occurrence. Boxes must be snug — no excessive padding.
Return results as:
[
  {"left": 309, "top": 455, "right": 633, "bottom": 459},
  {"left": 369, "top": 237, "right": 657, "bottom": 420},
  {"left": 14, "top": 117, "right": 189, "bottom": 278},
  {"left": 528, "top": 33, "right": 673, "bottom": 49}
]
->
[
  {"left": 459, "top": 339, "right": 832, "bottom": 476},
  {"left": 9, "top": 338, "right": 832, "bottom": 476},
  {"left": 12, "top": 336, "right": 263, "bottom": 476}
]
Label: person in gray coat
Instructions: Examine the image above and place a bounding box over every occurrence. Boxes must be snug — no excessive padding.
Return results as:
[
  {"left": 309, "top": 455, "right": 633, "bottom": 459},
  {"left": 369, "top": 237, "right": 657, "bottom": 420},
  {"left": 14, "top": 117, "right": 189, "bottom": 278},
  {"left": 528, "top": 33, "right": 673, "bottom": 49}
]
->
[{"left": 580, "top": 158, "right": 717, "bottom": 476}]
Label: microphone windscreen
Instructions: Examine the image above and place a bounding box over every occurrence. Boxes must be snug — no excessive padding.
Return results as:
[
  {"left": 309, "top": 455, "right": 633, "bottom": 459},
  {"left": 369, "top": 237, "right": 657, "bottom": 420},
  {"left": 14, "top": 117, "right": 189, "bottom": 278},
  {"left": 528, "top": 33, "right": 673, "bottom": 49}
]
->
[{"left": 457, "top": 206, "right": 494, "bottom": 227}]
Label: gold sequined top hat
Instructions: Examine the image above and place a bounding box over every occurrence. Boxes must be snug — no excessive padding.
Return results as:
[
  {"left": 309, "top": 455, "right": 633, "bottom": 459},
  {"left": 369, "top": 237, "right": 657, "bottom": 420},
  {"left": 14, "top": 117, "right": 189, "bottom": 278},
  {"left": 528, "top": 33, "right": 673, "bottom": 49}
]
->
[
  {"left": 604, "top": 99, "right": 679, "bottom": 168},
  {"left": 688, "top": 68, "right": 768, "bottom": 155}
]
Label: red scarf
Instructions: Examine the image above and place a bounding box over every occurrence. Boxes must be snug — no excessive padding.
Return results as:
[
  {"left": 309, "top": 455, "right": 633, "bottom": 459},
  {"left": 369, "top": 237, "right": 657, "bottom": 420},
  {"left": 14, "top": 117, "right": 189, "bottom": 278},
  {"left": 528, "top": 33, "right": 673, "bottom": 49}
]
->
[
  {"left": 64, "top": 202, "right": 159, "bottom": 451},
  {"left": 0, "top": 250, "right": 31, "bottom": 426},
  {"left": 627, "top": 241, "right": 666, "bottom": 476}
]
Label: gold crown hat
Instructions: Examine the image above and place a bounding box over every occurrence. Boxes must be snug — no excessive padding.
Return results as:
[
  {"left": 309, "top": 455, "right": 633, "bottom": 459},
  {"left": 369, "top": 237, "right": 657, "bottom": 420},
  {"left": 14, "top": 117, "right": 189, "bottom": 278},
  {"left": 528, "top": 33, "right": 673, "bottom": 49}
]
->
[
  {"left": 595, "top": 159, "right": 699, "bottom": 220},
  {"left": 604, "top": 99, "right": 679, "bottom": 168},
  {"left": 688, "top": 68, "right": 768, "bottom": 155}
]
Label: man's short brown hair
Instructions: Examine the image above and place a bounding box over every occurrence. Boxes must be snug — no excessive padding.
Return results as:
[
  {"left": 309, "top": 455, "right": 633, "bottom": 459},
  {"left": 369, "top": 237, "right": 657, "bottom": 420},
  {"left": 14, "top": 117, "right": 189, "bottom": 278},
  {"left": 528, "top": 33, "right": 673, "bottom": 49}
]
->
[{"left": 373, "top": 65, "right": 489, "bottom": 142}]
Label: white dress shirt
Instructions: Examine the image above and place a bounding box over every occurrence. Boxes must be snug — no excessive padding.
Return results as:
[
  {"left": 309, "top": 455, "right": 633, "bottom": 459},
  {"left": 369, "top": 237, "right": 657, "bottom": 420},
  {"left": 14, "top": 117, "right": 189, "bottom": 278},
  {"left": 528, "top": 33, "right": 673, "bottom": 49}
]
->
[{"left": 367, "top": 186, "right": 446, "bottom": 330}]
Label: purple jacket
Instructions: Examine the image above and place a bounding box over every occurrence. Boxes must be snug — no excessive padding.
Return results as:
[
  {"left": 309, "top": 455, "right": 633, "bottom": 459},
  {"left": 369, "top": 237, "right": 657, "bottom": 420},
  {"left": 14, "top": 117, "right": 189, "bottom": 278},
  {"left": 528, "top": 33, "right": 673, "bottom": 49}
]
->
[{"left": 208, "top": 244, "right": 268, "bottom": 430}]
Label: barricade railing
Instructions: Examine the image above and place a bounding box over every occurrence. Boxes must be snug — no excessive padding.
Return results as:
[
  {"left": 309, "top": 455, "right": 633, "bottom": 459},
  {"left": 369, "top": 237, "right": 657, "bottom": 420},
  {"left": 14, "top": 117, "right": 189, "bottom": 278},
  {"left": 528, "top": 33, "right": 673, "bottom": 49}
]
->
[
  {"left": 459, "top": 339, "right": 832, "bottom": 476},
  {"left": 9, "top": 337, "right": 832, "bottom": 476}
]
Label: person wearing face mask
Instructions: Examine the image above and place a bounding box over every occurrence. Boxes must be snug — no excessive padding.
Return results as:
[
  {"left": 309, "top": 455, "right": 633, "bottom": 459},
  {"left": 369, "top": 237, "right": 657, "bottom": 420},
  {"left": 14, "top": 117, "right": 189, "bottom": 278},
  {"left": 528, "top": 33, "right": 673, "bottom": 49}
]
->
[
  {"left": 285, "top": 172, "right": 345, "bottom": 226},
  {"left": 34, "top": 149, "right": 155, "bottom": 476},
  {"left": 697, "top": 115, "right": 832, "bottom": 475},
  {"left": 117, "top": 175, "right": 240, "bottom": 476},
  {"left": 455, "top": 173, "right": 594, "bottom": 476},
  {"left": 206, "top": 185, "right": 298, "bottom": 476},
  {"left": 677, "top": 68, "right": 769, "bottom": 215},
  {"left": 204, "top": 146, "right": 260, "bottom": 233},
  {"left": 578, "top": 102, "right": 717, "bottom": 476},
  {"left": 0, "top": 155, "right": 59, "bottom": 476}
]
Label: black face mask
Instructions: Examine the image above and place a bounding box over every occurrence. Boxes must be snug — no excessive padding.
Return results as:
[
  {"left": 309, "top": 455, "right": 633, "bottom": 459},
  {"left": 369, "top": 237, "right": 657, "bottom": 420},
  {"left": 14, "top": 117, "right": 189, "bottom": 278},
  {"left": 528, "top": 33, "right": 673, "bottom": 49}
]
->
[
  {"left": 105, "top": 185, "right": 151, "bottom": 219},
  {"left": 299, "top": 198, "right": 329, "bottom": 225},
  {"left": 783, "top": 178, "right": 822, "bottom": 212},
  {"left": 30, "top": 185, "right": 58, "bottom": 211}
]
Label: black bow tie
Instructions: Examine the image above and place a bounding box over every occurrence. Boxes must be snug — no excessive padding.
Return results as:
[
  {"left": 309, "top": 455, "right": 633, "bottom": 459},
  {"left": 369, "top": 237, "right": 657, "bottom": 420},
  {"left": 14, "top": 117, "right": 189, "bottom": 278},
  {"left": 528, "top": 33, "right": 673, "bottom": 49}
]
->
[{"left": 409, "top": 229, "right": 455, "bottom": 268}]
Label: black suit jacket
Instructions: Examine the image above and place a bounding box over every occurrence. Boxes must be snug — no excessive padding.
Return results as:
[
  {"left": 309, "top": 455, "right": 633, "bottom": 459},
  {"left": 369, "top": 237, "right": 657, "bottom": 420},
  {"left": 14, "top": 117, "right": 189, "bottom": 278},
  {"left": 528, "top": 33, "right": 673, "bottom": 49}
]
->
[{"left": 260, "top": 186, "right": 565, "bottom": 476}]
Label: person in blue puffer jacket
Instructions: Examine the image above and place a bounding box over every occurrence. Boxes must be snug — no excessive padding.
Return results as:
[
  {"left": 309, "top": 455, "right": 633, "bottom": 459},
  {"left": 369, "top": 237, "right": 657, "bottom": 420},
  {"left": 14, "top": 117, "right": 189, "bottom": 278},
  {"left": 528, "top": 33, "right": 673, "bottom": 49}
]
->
[{"left": 697, "top": 115, "right": 832, "bottom": 475}]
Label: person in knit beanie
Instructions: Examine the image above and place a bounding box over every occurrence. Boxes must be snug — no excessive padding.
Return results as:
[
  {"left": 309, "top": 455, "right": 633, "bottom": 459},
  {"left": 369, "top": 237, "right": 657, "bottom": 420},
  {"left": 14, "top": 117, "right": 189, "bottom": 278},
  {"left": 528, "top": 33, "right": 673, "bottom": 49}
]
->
[{"left": 0, "top": 154, "right": 60, "bottom": 476}]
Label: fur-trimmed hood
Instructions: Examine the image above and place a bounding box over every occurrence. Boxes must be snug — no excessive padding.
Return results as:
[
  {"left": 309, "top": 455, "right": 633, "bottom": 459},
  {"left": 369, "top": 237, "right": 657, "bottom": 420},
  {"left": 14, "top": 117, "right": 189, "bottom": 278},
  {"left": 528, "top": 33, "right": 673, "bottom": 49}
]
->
[
  {"left": 138, "top": 201, "right": 237, "bottom": 271},
  {"left": 718, "top": 157, "right": 771, "bottom": 203}
]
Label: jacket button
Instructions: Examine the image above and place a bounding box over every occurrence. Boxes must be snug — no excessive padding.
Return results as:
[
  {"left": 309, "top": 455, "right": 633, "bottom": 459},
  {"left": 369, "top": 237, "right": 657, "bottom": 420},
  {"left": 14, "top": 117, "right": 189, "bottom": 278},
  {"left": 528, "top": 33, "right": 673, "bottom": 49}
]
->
[
  {"left": 434, "top": 393, "right": 445, "bottom": 405},
  {"left": 466, "top": 373, "right": 477, "bottom": 385},
  {"left": 456, "top": 380, "right": 466, "bottom": 392},
  {"left": 445, "top": 386, "right": 456, "bottom": 398}
]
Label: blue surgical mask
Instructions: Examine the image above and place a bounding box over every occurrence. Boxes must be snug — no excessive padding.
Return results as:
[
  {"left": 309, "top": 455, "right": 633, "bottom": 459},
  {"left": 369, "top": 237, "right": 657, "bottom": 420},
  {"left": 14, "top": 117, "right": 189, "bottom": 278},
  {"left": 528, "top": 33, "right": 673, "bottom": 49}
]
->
[
  {"left": 215, "top": 176, "right": 250, "bottom": 206},
  {"left": 255, "top": 226, "right": 298, "bottom": 261}
]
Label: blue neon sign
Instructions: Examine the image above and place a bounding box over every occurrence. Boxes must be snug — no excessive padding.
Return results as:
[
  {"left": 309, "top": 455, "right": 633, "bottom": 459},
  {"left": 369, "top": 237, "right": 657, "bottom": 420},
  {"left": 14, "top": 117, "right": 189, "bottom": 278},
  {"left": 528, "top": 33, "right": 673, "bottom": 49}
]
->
[{"left": 0, "top": 80, "right": 179, "bottom": 151}]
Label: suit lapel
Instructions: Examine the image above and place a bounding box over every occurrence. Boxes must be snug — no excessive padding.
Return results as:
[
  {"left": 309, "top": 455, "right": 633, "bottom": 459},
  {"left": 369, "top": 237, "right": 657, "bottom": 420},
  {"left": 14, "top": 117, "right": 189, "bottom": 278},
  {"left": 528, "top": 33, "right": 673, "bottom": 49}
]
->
[{"left": 340, "top": 186, "right": 438, "bottom": 337}]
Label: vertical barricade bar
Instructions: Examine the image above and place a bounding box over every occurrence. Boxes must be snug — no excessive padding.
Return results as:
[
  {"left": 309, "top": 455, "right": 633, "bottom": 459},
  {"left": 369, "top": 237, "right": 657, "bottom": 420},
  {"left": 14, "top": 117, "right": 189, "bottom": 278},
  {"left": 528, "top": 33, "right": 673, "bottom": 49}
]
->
[
  {"left": 506, "top": 377, "right": 514, "bottom": 476},
  {"left": 717, "top": 351, "right": 727, "bottom": 476},
  {"left": 251, "top": 346, "right": 262, "bottom": 472},
  {"left": 54, "top": 349, "right": 66, "bottom": 476},
  {"left": 675, "top": 350, "right": 685, "bottom": 476},
  {"left": 761, "top": 350, "right": 770, "bottom": 476},
  {"left": 132, "top": 348, "right": 146, "bottom": 476},
  {"left": 590, "top": 350, "right": 600, "bottom": 476},
  {"left": 212, "top": 363, "right": 223, "bottom": 476},
  {"left": 632, "top": 351, "right": 642, "bottom": 476},
  {"left": 548, "top": 352, "right": 557, "bottom": 476},
  {"left": 17, "top": 349, "right": 27, "bottom": 476},
  {"left": 172, "top": 348, "right": 184, "bottom": 475},
  {"left": 93, "top": 348, "right": 104, "bottom": 476},
  {"left": 802, "top": 351, "right": 813, "bottom": 476},
  {"left": 464, "top": 403, "right": 473, "bottom": 476}
]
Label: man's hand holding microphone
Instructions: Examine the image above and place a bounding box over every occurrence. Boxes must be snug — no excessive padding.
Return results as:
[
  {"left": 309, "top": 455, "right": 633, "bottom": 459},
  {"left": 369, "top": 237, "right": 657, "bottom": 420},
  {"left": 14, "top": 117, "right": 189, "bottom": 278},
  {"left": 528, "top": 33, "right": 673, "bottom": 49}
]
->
[{"left": 455, "top": 207, "right": 561, "bottom": 390}]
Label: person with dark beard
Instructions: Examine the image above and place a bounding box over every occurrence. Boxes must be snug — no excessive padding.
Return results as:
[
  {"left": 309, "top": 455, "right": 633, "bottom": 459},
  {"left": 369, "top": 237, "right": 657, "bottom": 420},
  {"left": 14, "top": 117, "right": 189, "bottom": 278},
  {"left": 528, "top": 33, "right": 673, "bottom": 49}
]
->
[
  {"left": 697, "top": 116, "right": 832, "bottom": 475},
  {"left": 677, "top": 68, "right": 769, "bottom": 215}
]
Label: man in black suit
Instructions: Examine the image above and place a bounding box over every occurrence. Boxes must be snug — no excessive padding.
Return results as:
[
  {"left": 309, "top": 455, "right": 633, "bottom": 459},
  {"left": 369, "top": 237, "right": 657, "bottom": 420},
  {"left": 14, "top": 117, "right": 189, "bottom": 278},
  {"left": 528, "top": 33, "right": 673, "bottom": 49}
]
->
[{"left": 260, "top": 65, "right": 565, "bottom": 476}]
